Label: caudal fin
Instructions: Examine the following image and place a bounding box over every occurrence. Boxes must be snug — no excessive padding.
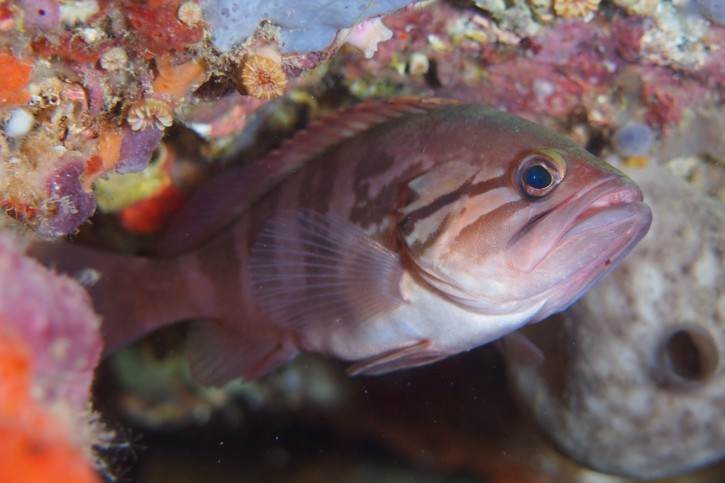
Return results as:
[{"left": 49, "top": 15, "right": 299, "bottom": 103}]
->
[{"left": 27, "top": 239, "right": 198, "bottom": 355}]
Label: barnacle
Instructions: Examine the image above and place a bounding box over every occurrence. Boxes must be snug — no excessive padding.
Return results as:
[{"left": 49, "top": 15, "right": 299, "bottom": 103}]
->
[
  {"left": 408, "top": 52, "right": 430, "bottom": 76},
  {"left": 28, "top": 77, "right": 63, "bottom": 110},
  {"left": 178, "top": 1, "right": 203, "bottom": 28},
  {"left": 127, "top": 99, "right": 174, "bottom": 131},
  {"left": 553, "top": 0, "right": 600, "bottom": 18},
  {"left": 99, "top": 47, "right": 128, "bottom": 71},
  {"left": 239, "top": 53, "right": 288, "bottom": 100}
]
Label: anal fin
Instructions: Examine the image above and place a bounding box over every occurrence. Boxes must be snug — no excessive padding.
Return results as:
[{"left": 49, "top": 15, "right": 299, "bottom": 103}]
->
[
  {"left": 347, "top": 340, "right": 447, "bottom": 376},
  {"left": 186, "top": 320, "right": 298, "bottom": 386}
]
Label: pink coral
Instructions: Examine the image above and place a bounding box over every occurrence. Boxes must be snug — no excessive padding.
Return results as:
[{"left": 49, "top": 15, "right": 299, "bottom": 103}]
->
[
  {"left": 37, "top": 155, "right": 97, "bottom": 238},
  {"left": 19, "top": 0, "right": 60, "bottom": 31},
  {"left": 0, "top": 234, "right": 102, "bottom": 409}
]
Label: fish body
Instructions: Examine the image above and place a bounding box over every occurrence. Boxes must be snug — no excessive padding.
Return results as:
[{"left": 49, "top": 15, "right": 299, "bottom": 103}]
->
[
  {"left": 504, "top": 165, "right": 724, "bottom": 479},
  {"left": 33, "top": 98, "right": 652, "bottom": 385}
]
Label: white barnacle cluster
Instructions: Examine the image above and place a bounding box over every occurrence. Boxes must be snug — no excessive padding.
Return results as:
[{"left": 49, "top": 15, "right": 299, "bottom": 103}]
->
[{"left": 127, "top": 99, "right": 174, "bottom": 131}]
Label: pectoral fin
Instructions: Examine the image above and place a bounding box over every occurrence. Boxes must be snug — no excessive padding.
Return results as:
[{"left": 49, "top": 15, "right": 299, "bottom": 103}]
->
[
  {"left": 347, "top": 340, "right": 448, "bottom": 375},
  {"left": 249, "top": 209, "right": 404, "bottom": 332},
  {"left": 498, "top": 331, "right": 545, "bottom": 366}
]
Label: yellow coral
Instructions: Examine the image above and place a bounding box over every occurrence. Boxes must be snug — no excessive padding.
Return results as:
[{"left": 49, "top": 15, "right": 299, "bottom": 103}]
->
[
  {"left": 94, "top": 144, "right": 171, "bottom": 212},
  {"left": 554, "top": 0, "right": 600, "bottom": 18}
]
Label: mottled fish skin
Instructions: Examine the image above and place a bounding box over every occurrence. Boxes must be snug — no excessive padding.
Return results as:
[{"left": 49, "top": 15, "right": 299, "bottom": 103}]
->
[
  {"left": 31, "top": 98, "right": 652, "bottom": 386},
  {"left": 504, "top": 165, "right": 725, "bottom": 480}
]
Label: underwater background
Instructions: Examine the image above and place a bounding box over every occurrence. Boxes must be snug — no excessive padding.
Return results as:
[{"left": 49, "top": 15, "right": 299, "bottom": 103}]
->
[{"left": 0, "top": 0, "right": 724, "bottom": 481}]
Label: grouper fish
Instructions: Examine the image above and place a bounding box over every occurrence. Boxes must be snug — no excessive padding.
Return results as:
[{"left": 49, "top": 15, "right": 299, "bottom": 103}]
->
[{"left": 32, "top": 97, "right": 652, "bottom": 386}]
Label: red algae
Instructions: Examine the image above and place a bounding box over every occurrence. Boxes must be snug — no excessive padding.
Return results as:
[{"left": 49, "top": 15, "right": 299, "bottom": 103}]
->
[
  {"left": 0, "top": 325, "right": 31, "bottom": 416},
  {"left": 124, "top": 0, "right": 203, "bottom": 56},
  {"left": 152, "top": 56, "right": 207, "bottom": 101},
  {"left": 30, "top": 34, "right": 112, "bottom": 63},
  {"left": 0, "top": 326, "right": 99, "bottom": 483},
  {"left": 120, "top": 184, "right": 185, "bottom": 234},
  {"left": 0, "top": 53, "right": 33, "bottom": 107}
]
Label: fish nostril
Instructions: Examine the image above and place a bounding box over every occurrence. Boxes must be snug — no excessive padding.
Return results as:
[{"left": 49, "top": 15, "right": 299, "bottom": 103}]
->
[{"left": 654, "top": 327, "right": 720, "bottom": 389}]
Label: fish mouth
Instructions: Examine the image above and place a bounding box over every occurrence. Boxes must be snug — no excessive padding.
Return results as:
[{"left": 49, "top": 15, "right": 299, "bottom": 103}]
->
[
  {"left": 559, "top": 180, "right": 651, "bottom": 247},
  {"left": 511, "top": 177, "right": 652, "bottom": 319},
  {"left": 510, "top": 176, "right": 652, "bottom": 275},
  {"left": 544, "top": 178, "right": 652, "bottom": 302}
]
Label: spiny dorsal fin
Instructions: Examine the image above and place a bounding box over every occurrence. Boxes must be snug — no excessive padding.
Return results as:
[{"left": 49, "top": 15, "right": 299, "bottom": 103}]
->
[
  {"left": 157, "top": 97, "right": 459, "bottom": 256},
  {"left": 260, "top": 96, "right": 459, "bottom": 171}
]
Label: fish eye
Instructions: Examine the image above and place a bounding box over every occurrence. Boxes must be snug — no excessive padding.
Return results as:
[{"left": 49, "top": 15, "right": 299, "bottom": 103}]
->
[
  {"left": 524, "top": 164, "right": 553, "bottom": 190},
  {"left": 653, "top": 326, "right": 719, "bottom": 390},
  {"left": 516, "top": 149, "right": 567, "bottom": 198}
]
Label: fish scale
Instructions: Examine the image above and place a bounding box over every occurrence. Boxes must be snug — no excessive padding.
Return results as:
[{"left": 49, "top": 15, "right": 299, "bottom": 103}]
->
[{"left": 29, "top": 97, "right": 652, "bottom": 386}]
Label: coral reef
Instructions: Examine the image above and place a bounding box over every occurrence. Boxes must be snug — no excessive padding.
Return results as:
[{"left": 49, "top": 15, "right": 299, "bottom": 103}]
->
[
  {"left": 1, "top": 0, "right": 724, "bottom": 481},
  {"left": 2, "top": 0, "right": 722, "bottom": 236},
  {"left": 0, "top": 0, "right": 424, "bottom": 236},
  {"left": 612, "top": 121, "right": 655, "bottom": 157}
]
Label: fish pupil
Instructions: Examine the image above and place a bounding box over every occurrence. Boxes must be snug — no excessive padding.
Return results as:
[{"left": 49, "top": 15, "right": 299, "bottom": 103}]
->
[{"left": 524, "top": 164, "right": 553, "bottom": 190}]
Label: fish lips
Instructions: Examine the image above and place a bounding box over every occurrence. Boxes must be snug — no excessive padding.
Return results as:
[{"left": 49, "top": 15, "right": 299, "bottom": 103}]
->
[
  {"left": 509, "top": 176, "right": 653, "bottom": 276},
  {"left": 553, "top": 184, "right": 652, "bottom": 304},
  {"left": 507, "top": 177, "right": 651, "bottom": 320}
]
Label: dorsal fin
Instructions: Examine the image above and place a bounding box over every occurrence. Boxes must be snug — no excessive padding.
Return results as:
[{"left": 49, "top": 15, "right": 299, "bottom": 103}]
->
[
  {"left": 157, "top": 97, "right": 459, "bottom": 256},
  {"left": 259, "top": 96, "right": 459, "bottom": 173}
]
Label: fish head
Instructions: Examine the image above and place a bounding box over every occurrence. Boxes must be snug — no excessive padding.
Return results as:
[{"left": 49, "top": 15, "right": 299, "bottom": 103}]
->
[
  {"left": 400, "top": 111, "right": 652, "bottom": 321},
  {"left": 502, "top": 165, "right": 725, "bottom": 480}
]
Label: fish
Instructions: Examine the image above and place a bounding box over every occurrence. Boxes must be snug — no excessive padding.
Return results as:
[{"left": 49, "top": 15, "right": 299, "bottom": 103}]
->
[
  {"left": 503, "top": 165, "right": 725, "bottom": 480},
  {"left": 30, "top": 97, "right": 652, "bottom": 386}
]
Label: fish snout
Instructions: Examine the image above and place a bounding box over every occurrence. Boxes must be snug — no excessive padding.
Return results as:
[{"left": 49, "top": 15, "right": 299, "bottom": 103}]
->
[{"left": 563, "top": 176, "right": 652, "bottom": 245}]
